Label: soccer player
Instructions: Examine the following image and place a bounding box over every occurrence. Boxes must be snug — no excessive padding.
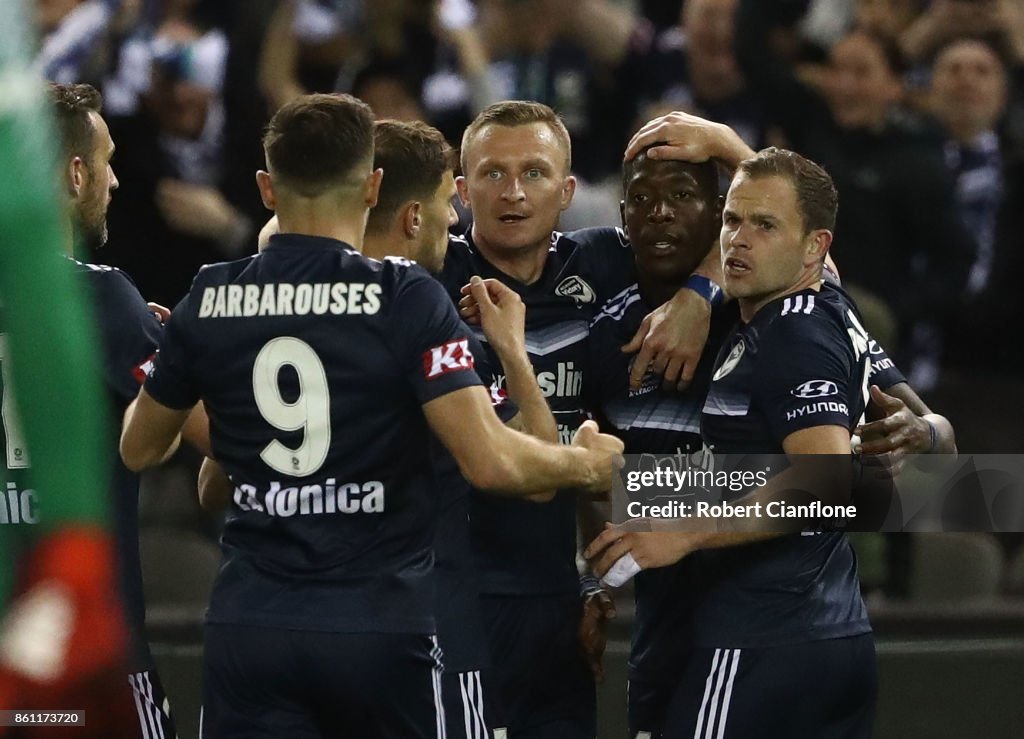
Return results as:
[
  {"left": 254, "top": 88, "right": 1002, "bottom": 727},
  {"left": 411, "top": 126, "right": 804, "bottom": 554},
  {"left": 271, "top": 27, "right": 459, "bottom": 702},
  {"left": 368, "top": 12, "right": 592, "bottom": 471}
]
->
[
  {"left": 447, "top": 100, "right": 750, "bottom": 738},
  {"left": 585, "top": 112, "right": 956, "bottom": 738},
  {"left": 368, "top": 119, "right": 560, "bottom": 739},
  {"left": 120, "top": 93, "right": 623, "bottom": 738},
  {"left": 3, "top": 82, "right": 195, "bottom": 737},
  {"left": 229, "top": 117, "right": 557, "bottom": 738},
  {"left": 592, "top": 148, "right": 880, "bottom": 738}
]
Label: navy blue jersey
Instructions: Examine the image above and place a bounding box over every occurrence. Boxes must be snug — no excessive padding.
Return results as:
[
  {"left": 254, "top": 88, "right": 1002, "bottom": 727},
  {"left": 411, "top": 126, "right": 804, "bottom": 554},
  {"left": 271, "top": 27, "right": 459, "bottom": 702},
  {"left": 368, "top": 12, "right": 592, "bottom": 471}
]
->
[
  {"left": 1, "top": 260, "right": 161, "bottom": 671},
  {"left": 588, "top": 279, "right": 736, "bottom": 680},
  {"left": 440, "top": 228, "right": 632, "bottom": 595},
  {"left": 698, "top": 284, "right": 872, "bottom": 647},
  {"left": 589, "top": 283, "right": 739, "bottom": 455},
  {"left": 145, "top": 234, "right": 483, "bottom": 633},
  {"left": 820, "top": 278, "right": 905, "bottom": 391},
  {"left": 79, "top": 262, "right": 163, "bottom": 671}
]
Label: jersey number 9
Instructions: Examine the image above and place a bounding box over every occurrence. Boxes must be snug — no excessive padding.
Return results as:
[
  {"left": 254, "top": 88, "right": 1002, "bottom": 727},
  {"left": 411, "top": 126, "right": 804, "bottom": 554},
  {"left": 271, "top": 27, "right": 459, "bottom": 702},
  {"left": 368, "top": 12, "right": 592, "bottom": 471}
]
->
[{"left": 252, "top": 337, "right": 331, "bottom": 477}]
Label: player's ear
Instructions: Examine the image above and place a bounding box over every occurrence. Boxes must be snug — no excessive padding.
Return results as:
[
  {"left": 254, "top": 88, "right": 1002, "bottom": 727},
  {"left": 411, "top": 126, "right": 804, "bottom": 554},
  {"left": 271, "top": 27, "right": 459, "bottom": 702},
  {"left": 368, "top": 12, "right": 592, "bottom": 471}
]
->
[
  {"left": 68, "top": 156, "right": 85, "bottom": 198},
  {"left": 559, "top": 175, "right": 577, "bottom": 211},
  {"left": 805, "top": 229, "right": 833, "bottom": 266},
  {"left": 364, "top": 168, "right": 383, "bottom": 208},
  {"left": 619, "top": 200, "right": 626, "bottom": 234},
  {"left": 455, "top": 175, "right": 470, "bottom": 208},
  {"left": 402, "top": 202, "right": 422, "bottom": 238},
  {"left": 256, "top": 170, "right": 276, "bottom": 211}
]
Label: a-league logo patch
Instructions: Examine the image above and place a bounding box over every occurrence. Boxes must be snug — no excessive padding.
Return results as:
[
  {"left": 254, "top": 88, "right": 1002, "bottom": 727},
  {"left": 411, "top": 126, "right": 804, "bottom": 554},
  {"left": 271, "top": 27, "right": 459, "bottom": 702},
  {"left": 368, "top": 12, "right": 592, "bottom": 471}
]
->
[
  {"left": 713, "top": 339, "right": 745, "bottom": 381},
  {"left": 423, "top": 339, "right": 474, "bottom": 379},
  {"left": 554, "top": 275, "right": 596, "bottom": 304}
]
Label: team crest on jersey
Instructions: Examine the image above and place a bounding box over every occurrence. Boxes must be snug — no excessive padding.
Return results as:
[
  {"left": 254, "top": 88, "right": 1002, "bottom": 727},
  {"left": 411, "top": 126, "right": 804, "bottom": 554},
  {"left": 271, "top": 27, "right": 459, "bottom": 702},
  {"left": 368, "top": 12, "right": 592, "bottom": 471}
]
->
[
  {"left": 423, "top": 339, "right": 474, "bottom": 379},
  {"left": 712, "top": 339, "right": 745, "bottom": 381},
  {"left": 554, "top": 276, "right": 596, "bottom": 304},
  {"left": 791, "top": 380, "right": 838, "bottom": 399}
]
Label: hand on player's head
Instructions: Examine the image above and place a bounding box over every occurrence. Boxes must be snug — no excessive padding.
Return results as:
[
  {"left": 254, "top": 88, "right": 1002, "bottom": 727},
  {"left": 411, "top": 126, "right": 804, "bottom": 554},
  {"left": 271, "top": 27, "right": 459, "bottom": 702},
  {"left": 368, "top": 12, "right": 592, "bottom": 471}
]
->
[{"left": 625, "top": 111, "right": 724, "bottom": 163}]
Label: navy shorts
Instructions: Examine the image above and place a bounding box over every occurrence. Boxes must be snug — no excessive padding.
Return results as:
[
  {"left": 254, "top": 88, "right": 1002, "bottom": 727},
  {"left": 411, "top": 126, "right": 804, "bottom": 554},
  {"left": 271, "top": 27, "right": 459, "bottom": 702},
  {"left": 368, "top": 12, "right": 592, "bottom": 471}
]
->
[
  {"left": 661, "top": 634, "right": 877, "bottom": 739},
  {"left": 129, "top": 669, "right": 178, "bottom": 739},
  {"left": 442, "top": 669, "right": 493, "bottom": 739},
  {"left": 480, "top": 593, "right": 596, "bottom": 739},
  {"left": 628, "top": 668, "right": 683, "bottom": 739},
  {"left": 201, "top": 624, "right": 444, "bottom": 738}
]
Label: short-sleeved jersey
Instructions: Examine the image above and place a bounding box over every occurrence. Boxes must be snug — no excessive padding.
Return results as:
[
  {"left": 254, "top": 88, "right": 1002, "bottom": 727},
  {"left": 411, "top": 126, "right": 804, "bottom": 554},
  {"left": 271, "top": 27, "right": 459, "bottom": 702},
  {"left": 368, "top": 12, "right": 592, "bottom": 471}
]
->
[
  {"left": 439, "top": 227, "right": 632, "bottom": 595},
  {"left": 698, "top": 284, "right": 873, "bottom": 647},
  {"left": 144, "top": 234, "right": 483, "bottom": 633},
  {"left": 1, "top": 260, "right": 161, "bottom": 670}
]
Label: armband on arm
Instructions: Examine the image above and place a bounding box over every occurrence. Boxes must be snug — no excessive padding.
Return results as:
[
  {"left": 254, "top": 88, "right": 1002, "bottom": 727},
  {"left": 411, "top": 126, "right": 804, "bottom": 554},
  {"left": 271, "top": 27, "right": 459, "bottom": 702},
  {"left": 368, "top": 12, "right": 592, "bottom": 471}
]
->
[{"left": 684, "top": 274, "right": 724, "bottom": 307}]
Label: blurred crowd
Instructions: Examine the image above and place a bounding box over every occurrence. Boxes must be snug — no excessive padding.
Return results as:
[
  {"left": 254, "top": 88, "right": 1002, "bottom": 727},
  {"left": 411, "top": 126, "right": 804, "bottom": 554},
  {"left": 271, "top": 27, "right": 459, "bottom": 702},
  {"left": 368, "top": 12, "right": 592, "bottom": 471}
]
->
[{"left": 34, "top": 0, "right": 1024, "bottom": 452}]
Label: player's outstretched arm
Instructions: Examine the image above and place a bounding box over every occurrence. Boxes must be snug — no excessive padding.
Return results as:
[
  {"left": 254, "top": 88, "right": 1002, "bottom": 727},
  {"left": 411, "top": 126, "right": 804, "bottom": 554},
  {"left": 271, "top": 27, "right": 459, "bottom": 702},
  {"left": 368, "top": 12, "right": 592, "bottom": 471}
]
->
[
  {"left": 585, "top": 425, "right": 851, "bottom": 584},
  {"left": 423, "top": 386, "right": 622, "bottom": 497},
  {"left": 120, "top": 388, "right": 192, "bottom": 472},
  {"left": 856, "top": 383, "right": 956, "bottom": 457}
]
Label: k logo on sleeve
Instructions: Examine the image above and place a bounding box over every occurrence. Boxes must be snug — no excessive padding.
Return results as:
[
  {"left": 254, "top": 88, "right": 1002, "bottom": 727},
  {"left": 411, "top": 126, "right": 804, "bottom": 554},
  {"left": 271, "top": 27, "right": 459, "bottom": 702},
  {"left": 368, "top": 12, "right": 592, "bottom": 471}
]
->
[{"left": 423, "top": 339, "right": 475, "bottom": 379}]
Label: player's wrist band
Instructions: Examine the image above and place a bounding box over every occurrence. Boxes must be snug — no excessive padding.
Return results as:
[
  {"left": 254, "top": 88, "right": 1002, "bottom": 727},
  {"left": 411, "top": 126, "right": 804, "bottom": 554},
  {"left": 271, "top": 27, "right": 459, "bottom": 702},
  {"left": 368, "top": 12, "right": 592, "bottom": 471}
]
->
[
  {"left": 684, "top": 274, "right": 724, "bottom": 307},
  {"left": 579, "top": 574, "right": 603, "bottom": 598}
]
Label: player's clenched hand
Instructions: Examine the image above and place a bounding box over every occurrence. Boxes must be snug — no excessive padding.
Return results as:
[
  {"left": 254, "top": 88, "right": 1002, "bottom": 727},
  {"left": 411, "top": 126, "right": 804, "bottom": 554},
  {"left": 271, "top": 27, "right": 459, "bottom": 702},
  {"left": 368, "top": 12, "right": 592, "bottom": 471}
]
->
[
  {"left": 571, "top": 420, "right": 624, "bottom": 495},
  {"left": 622, "top": 288, "right": 711, "bottom": 391},
  {"left": 468, "top": 276, "right": 526, "bottom": 359},
  {"left": 578, "top": 589, "right": 616, "bottom": 683}
]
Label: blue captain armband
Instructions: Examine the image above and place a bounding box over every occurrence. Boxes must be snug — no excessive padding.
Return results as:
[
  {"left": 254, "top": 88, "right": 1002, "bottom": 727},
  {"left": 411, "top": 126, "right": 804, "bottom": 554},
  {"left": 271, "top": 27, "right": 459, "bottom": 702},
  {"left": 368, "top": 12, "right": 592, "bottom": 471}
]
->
[{"left": 684, "top": 274, "right": 724, "bottom": 307}]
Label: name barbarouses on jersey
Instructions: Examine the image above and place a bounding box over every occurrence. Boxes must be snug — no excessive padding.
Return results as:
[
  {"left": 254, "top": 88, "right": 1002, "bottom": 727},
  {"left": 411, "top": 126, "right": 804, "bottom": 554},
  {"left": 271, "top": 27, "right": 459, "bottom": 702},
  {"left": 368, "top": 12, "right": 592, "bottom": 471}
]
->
[{"left": 198, "top": 282, "right": 383, "bottom": 318}]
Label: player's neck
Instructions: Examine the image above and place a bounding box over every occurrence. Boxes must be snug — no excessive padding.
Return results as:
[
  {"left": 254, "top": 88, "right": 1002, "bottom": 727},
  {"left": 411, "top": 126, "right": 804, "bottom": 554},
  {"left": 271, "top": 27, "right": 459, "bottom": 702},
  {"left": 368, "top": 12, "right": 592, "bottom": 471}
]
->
[
  {"left": 471, "top": 226, "right": 548, "bottom": 285},
  {"left": 362, "top": 226, "right": 409, "bottom": 263},
  {"left": 636, "top": 272, "right": 678, "bottom": 311},
  {"left": 741, "top": 274, "right": 822, "bottom": 323},
  {"left": 274, "top": 211, "right": 366, "bottom": 252}
]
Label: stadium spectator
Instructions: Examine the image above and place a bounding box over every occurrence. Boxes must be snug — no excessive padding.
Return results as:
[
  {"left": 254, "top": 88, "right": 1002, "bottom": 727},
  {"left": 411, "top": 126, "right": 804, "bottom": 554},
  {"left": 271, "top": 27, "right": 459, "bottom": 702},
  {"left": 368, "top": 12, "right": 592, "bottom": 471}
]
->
[
  {"left": 735, "top": 0, "right": 976, "bottom": 387},
  {"left": 573, "top": 0, "right": 767, "bottom": 152},
  {"left": 35, "top": 0, "right": 131, "bottom": 85},
  {"left": 929, "top": 38, "right": 1010, "bottom": 352},
  {"left": 422, "top": 0, "right": 624, "bottom": 179},
  {"left": 101, "top": 4, "right": 259, "bottom": 307}
]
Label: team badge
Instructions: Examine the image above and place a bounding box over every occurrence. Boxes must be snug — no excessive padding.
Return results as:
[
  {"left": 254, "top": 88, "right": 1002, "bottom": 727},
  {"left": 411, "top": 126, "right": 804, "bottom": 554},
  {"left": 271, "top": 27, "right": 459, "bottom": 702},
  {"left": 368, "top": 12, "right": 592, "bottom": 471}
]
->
[
  {"left": 554, "top": 276, "right": 596, "bottom": 305},
  {"left": 712, "top": 339, "right": 745, "bottom": 381}
]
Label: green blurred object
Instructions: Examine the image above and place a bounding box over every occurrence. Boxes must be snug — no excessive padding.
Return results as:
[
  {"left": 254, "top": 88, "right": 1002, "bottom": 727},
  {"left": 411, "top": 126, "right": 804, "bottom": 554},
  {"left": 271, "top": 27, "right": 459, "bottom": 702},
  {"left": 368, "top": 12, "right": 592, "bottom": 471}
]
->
[{"left": 0, "top": 0, "right": 112, "bottom": 604}]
